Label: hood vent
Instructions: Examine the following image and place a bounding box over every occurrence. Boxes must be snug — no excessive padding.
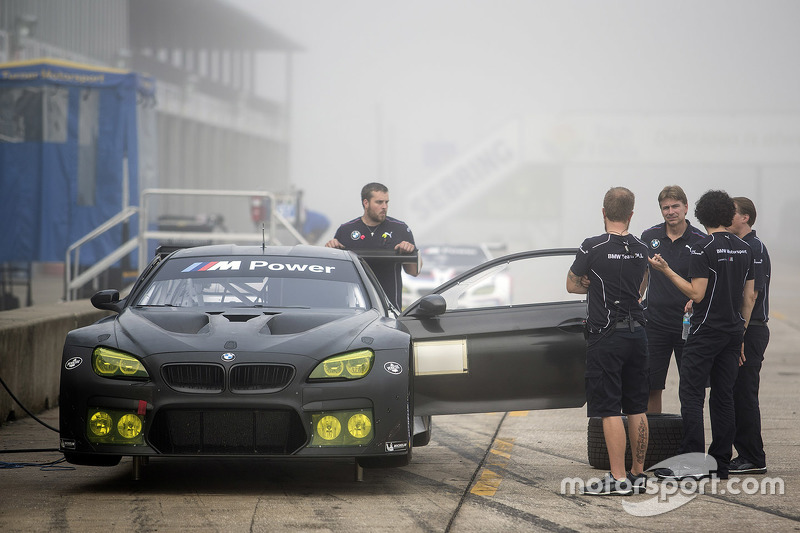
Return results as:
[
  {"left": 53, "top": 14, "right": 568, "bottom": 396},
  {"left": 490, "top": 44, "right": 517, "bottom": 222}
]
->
[{"left": 138, "top": 311, "right": 210, "bottom": 334}]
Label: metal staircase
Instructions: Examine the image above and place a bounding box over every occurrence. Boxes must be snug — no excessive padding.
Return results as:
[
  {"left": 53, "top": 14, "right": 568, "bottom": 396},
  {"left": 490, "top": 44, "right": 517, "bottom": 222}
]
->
[{"left": 65, "top": 188, "right": 307, "bottom": 301}]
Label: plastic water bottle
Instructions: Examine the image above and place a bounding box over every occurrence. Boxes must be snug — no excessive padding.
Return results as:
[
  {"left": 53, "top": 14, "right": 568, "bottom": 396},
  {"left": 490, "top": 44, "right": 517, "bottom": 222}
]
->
[{"left": 682, "top": 311, "right": 692, "bottom": 340}]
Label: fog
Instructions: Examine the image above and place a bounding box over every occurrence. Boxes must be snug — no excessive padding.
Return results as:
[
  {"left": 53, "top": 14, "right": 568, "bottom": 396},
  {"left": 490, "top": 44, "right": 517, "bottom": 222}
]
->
[{"left": 229, "top": 0, "right": 800, "bottom": 259}]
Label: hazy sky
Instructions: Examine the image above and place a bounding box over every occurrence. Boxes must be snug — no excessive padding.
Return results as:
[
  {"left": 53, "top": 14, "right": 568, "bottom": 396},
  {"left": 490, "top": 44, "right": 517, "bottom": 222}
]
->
[{"left": 226, "top": 0, "right": 800, "bottom": 250}]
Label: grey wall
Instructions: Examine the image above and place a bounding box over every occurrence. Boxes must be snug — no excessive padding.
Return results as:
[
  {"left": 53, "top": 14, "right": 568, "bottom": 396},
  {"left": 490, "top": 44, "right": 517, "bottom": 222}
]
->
[{"left": 0, "top": 301, "right": 109, "bottom": 424}]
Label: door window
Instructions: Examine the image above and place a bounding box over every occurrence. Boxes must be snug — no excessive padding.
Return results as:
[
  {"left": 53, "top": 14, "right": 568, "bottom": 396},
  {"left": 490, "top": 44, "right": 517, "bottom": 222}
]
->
[{"left": 439, "top": 253, "right": 583, "bottom": 311}]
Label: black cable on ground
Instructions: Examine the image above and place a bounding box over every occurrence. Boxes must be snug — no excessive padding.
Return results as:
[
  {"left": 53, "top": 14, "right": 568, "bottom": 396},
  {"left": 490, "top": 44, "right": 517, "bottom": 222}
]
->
[
  {"left": 0, "top": 378, "right": 75, "bottom": 472},
  {"left": 0, "top": 373, "right": 73, "bottom": 470},
  {"left": 1, "top": 456, "right": 75, "bottom": 471},
  {"left": 0, "top": 448, "right": 60, "bottom": 453},
  {"left": 0, "top": 373, "right": 59, "bottom": 433}
]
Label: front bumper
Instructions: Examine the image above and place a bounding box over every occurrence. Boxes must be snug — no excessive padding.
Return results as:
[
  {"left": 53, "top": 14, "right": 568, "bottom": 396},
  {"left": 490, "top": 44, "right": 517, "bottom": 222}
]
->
[{"left": 59, "top": 346, "right": 412, "bottom": 461}]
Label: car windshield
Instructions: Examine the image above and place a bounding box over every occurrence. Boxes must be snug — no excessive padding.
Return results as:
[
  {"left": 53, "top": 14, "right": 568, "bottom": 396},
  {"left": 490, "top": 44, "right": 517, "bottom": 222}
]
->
[{"left": 134, "top": 255, "right": 369, "bottom": 310}]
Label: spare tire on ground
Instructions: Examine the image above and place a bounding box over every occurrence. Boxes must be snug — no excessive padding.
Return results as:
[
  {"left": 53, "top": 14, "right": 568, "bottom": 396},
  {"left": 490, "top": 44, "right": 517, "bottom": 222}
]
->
[{"left": 587, "top": 413, "right": 683, "bottom": 470}]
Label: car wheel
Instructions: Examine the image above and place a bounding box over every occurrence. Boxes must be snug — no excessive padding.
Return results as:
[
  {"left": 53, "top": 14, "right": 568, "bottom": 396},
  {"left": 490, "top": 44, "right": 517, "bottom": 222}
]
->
[
  {"left": 587, "top": 413, "right": 683, "bottom": 470},
  {"left": 63, "top": 452, "right": 122, "bottom": 467}
]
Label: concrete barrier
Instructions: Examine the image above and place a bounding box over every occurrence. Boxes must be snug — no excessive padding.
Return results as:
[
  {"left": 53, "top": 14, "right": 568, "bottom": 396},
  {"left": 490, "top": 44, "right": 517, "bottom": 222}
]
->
[{"left": 0, "top": 301, "right": 110, "bottom": 425}]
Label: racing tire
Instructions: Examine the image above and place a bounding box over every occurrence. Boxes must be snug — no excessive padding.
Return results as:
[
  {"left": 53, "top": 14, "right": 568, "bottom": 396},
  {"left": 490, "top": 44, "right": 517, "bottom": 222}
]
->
[
  {"left": 63, "top": 452, "right": 122, "bottom": 467},
  {"left": 587, "top": 413, "right": 683, "bottom": 470}
]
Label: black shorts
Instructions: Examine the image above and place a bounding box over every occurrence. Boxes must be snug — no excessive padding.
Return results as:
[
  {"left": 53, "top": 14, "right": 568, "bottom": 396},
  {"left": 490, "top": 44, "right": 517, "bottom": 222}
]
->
[
  {"left": 646, "top": 325, "right": 685, "bottom": 390},
  {"left": 585, "top": 327, "right": 649, "bottom": 418}
]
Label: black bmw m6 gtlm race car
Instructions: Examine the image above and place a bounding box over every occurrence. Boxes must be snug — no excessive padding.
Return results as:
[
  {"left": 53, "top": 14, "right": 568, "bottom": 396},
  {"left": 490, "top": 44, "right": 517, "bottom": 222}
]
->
[{"left": 58, "top": 244, "right": 587, "bottom": 478}]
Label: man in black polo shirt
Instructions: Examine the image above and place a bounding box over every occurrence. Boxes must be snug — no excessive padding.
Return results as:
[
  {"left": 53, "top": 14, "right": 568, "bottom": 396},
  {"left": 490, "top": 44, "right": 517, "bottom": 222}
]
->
[
  {"left": 568, "top": 187, "right": 650, "bottom": 496},
  {"left": 640, "top": 185, "right": 707, "bottom": 413},
  {"left": 325, "top": 182, "right": 419, "bottom": 308},
  {"left": 728, "top": 196, "right": 771, "bottom": 475},
  {"left": 649, "top": 190, "right": 755, "bottom": 480}
]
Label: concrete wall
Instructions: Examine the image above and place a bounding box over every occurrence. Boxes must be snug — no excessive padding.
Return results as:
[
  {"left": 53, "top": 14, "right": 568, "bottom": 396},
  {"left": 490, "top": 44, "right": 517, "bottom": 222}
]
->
[{"left": 0, "top": 301, "right": 110, "bottom": 425}]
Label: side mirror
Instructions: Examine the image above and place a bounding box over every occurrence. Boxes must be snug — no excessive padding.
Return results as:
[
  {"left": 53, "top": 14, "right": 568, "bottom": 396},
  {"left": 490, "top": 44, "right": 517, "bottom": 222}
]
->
[
  {"left": 91, "top": 289, "right": 122, "bottom": 313},
  {"left": 410, "top": 294, "right": 446, "bottom": 318}
]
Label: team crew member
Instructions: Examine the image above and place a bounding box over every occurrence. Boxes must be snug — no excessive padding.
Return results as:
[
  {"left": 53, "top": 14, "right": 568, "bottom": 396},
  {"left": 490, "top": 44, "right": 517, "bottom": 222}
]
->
[
  {"left": 650, "top": 190, "right": 755, "bottom": 480},
  {"left": 567, "top": 187, "right": 649, "bottom": 496},
  {"left": 728, "top": 197, "right": 771, "bottom": 475},
  {"left": 326, "top": 182, "right": 419, "bottom": 308},
  {"left": 640, "top": 186, "right": 707, "bottom": 413}
]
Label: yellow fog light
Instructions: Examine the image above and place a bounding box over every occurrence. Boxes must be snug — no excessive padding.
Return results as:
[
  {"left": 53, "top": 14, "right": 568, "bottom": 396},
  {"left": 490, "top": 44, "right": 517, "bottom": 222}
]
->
[
  {"left": 117, "top": 414, "right": 143, "bottom": 439},
  {"left": 89, "top": 411, "right": 113, "bottom": 436},
  {"left": 87, "top": 408, "right": 145, "bottom": 445},
  {"left": 310, "top": 410, "right": 374, "bottom": 447},
  {"left": 92, "top": 347, "right": 149, "bottom": 379},
  {"left": 309, "top": 350, "right": 374, "bottom": 380},
  {"left": 348, "top": 413, "right": 372, "bottom": 439},
  {"left": 316, "top": 415, "right": 342, "bottom": 441}
]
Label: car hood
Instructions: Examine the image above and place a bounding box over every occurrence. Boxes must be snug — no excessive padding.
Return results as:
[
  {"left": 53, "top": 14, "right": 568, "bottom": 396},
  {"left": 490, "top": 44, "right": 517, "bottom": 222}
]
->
[{"left": 108, "top": 307, "right": 392, "bottom": 360}]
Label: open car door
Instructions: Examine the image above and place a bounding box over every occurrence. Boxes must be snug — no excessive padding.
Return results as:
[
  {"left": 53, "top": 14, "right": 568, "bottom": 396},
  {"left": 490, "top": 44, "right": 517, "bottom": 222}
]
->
[{"left": 399, "top": 249, "right": 587, "bottom": 416}]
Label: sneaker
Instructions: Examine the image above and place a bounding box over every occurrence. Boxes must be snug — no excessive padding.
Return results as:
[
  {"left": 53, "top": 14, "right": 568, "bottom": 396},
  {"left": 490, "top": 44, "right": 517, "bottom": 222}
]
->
[
  {"left": 627, "top": 472, "right": 649, "bottom": 494},
  {"left": 729, "top": 457, "right": 767, "bottom": 475},
  {"left": 582, "top": 473, "right": 633, "bottom": 496},
  {"left": 653, "top": 463, "right": 709, "bottom": 481}
]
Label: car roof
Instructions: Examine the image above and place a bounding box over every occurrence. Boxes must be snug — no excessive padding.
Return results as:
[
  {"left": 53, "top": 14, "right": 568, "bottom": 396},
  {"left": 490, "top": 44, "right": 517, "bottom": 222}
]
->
[{"left": 167, "top": 244, "right": 354, "bottom": 261}]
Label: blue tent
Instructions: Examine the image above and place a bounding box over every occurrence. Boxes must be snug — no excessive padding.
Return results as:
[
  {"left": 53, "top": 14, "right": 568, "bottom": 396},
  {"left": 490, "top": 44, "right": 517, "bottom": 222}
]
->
[{"left": 0, "top": 58, "right": 155, "bottom": 264}]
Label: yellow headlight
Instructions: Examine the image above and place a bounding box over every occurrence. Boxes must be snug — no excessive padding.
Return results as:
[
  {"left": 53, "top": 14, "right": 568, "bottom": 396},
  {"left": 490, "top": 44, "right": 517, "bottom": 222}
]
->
[
  {"left": 322, "top": 360, "right": 344, "bottom": 377},
  {"left": 345, "top": 357, "right": 371, "bottom": 377},
  {"left": 309, "top": 350, "right": 374, "bottom": 380},
  {"left": 92, "top": 347, "right": 149, "bottom": 379}
]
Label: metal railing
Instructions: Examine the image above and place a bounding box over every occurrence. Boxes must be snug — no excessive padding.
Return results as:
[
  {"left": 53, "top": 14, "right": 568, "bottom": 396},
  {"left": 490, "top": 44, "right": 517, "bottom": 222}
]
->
[
  {"left": 136, "top": 188, "right": 308, "bottom": 270},
  {"left": 65, "top": 206, "right": 139, "bottom": 301},
  {"left": 64, "top": 188, "right": 308, "bottom": 301}
]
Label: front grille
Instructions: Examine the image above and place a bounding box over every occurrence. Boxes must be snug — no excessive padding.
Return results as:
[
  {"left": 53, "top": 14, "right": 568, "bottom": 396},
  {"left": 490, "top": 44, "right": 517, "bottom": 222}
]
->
[
  {"left": 162, "top": 364, "right": 224, "bottom": 393},
  {"left": 149, "top": 409, "right": 307, "bottom": 454},
  {"left": 230, "top": 364, "right": 295, "bottom": 393}
]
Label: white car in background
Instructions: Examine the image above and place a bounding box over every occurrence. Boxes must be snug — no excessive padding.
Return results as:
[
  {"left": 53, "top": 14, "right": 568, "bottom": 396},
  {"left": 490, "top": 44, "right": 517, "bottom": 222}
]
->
[{"left": 402, "top": 244, "right": 511, "bottom": 309}]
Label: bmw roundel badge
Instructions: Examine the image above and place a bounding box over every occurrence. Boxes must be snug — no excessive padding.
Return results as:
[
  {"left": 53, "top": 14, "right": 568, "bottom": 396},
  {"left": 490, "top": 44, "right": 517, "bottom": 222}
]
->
[
  {"left": 221, "top": 352, "right": 236, "bottom": 362},
  {"left": 351, "top": 230, "right": 362, "bottom": 240},
  {"left": 650, "top": 239, "right": 660, "bottom": 249}
]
